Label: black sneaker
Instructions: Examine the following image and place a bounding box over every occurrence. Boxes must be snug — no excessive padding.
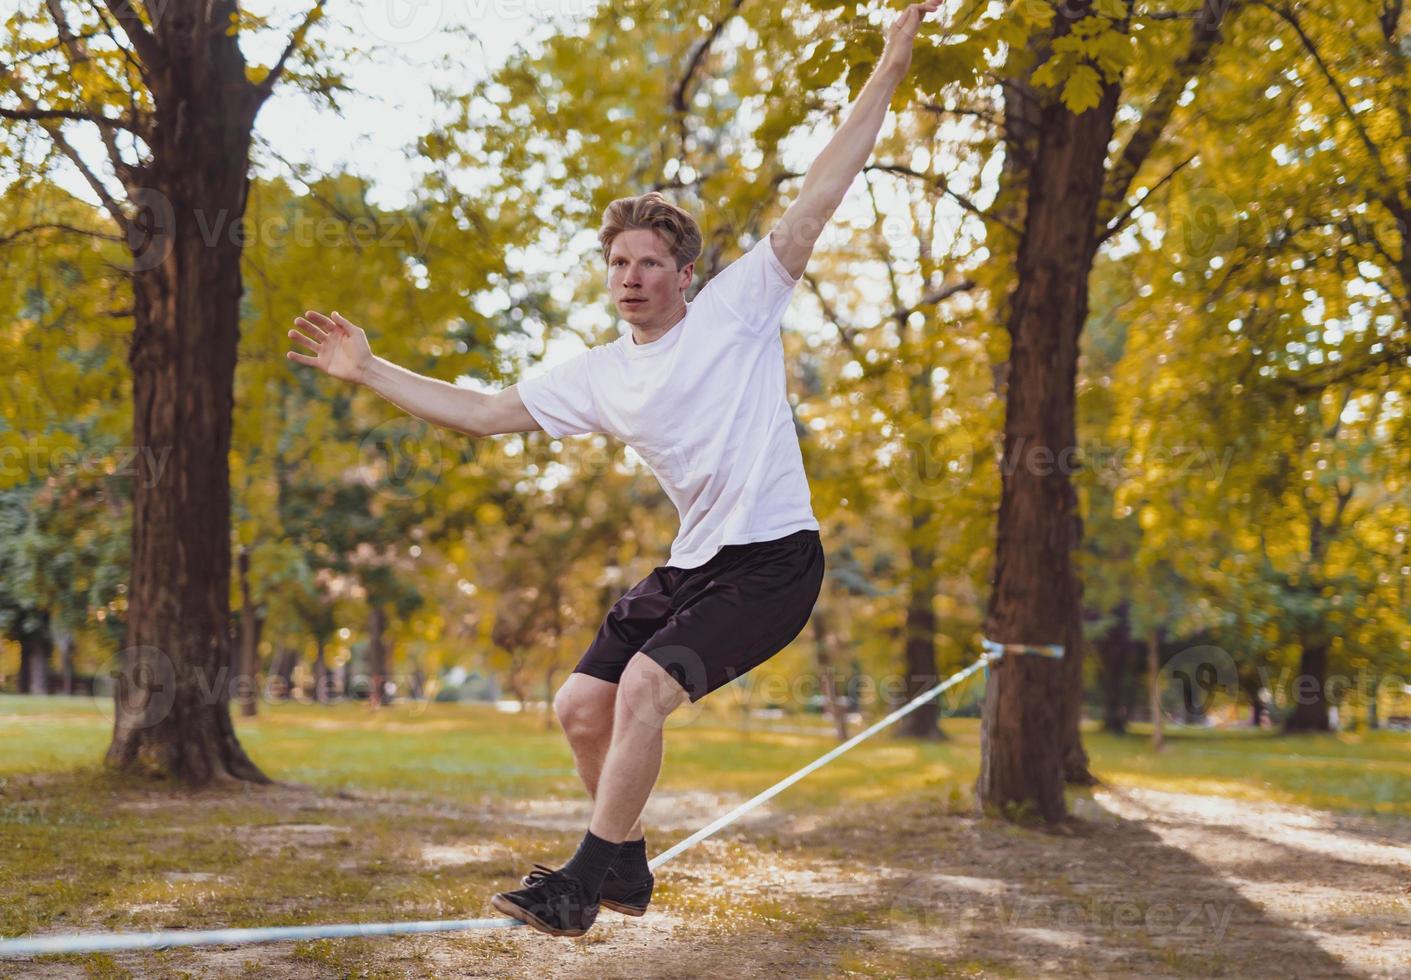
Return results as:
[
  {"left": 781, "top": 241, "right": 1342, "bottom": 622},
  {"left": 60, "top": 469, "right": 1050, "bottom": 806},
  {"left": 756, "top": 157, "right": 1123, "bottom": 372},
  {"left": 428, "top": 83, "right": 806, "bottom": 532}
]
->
[
  {"left": 492, "top": 866, "right": 599, "bottom": 937},
  {"left": 522, "top": 862, "right": 654, "bottom": 917}
]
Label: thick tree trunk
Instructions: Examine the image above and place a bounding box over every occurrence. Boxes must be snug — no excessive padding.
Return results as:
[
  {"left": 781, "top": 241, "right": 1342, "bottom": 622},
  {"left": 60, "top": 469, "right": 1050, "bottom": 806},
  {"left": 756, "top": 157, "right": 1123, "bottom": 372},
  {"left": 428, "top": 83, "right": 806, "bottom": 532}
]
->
[
  {"left": 103, "top": 3, "right": 268, "bottom": 785},
  {"left": 1284, "top": 641, "right": 1331, "bottom": 732},
  {"left": 979, "top": 24, "right": 1121, "bottom": 821}
]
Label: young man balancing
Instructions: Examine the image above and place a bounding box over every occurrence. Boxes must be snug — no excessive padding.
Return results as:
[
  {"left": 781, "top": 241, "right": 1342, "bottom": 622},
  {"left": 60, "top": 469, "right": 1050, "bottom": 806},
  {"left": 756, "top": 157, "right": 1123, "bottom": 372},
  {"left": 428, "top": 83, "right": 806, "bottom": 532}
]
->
[{"left": 287, "top": 0, "right": 941, "bottom": 938}]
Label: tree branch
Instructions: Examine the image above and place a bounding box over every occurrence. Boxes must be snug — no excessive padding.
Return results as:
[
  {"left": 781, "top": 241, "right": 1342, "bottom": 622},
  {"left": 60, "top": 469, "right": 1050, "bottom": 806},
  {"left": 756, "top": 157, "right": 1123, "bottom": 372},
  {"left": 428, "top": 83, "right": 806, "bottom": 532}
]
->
[
  {"left": 1096, "top": 0, "right": 1243, "bottom": 233},
  {"left": 863, "top": 163, "right": 1020, "bottom": 236},
  {"left": 1255, "top": 1, "right": 1395, "bottom": 189},
  {"left": 0, "top": 221, "right": 124, "bottom": 247},
  {"left": 95, "top": 0, "right": 165, "bottom": 73},
  {"left": 1097, "top": 153, "right": 1196, "bottom": 246},
  {"left": 0, "top": 106, "right": 128, "bottom": 131},
  {"left": 253, "top": 1, "right": 327, "bottom": 104}
]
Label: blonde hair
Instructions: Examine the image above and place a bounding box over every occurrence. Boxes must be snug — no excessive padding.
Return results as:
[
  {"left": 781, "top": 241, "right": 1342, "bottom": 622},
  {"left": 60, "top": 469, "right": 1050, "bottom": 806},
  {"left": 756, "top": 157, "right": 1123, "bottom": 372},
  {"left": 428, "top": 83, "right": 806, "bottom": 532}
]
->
[{"left": 598, "top": 191, "right": 703, "bottom": 271}]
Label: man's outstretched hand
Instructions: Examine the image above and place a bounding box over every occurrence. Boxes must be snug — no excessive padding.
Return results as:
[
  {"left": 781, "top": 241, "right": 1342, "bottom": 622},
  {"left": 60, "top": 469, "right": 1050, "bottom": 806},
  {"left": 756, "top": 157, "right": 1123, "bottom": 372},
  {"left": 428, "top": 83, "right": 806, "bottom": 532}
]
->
[
  {"left": 287, "top": 310, "right": 373, "bottom": 384},
  {"left": 880, "top": 0, "right": 944, "bottom": 76}
]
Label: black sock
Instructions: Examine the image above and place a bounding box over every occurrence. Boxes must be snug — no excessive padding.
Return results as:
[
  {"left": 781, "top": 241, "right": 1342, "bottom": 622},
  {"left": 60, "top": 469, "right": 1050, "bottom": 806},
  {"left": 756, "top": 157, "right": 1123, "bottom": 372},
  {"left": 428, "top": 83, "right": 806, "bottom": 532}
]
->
[
  {"left": 611, "top": 836, "right": 650, "bottom": 879},
  {"left": 561, "top": 830, "right": 622, "bottom": 897}
]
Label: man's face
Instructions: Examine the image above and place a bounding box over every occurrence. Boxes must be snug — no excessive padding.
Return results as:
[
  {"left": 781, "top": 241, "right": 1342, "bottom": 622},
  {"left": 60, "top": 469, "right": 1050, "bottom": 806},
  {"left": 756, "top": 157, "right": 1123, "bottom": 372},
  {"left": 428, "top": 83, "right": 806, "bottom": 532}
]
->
[{"left": 608, "top": 228, "right": 693, "bottom": 325}]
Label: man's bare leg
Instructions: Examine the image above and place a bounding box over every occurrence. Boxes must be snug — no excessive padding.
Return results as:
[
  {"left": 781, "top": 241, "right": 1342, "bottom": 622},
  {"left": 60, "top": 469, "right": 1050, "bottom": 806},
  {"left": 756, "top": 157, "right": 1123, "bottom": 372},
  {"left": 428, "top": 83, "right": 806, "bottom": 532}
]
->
[
  {"left": 589, "top": 652, "right": 688, "bottom": 841},
  {"left": 553, "top": 672, "right": 644, "bottom": 840}
]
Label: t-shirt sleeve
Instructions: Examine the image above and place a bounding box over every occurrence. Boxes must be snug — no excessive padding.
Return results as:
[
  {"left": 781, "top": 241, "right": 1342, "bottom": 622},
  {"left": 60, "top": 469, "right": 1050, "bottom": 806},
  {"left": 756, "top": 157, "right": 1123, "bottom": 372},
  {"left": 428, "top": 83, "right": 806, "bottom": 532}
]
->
[
  {"left": 515, "top": 349, "right": 604, "bottom": 438},
  {"left": 697, "top": 231, "right": 801, "bottom": 334}
]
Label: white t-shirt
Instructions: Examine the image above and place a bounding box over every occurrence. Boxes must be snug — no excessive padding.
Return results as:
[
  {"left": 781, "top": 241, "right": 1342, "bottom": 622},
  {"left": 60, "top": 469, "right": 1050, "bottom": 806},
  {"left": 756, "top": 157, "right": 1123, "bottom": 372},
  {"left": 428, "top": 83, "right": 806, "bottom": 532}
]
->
[{"left": 516, "top": 233, "right": 820, "bottom": 569}]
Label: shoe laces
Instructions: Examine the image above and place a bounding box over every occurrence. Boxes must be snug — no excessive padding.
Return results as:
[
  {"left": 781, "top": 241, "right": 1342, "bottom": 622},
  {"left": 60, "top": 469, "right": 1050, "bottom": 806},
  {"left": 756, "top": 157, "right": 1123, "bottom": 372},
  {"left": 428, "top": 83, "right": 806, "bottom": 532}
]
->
[
  {"left": 521, "top": 864, "right": 588, "bottom": 901},
  {"left": 522, "top": 863, "right": 560, "bottom": 888}
]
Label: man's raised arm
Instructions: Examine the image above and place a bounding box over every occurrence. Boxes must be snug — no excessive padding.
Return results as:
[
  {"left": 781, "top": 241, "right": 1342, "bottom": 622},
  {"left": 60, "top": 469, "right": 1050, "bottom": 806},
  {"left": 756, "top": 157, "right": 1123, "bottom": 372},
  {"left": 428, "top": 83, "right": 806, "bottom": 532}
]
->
[
  {"left": 770, "top": 0, "right": 942, "bottom": 280},
  {"left": 287, "top": 309, "right": 541, "bottom": 438}
]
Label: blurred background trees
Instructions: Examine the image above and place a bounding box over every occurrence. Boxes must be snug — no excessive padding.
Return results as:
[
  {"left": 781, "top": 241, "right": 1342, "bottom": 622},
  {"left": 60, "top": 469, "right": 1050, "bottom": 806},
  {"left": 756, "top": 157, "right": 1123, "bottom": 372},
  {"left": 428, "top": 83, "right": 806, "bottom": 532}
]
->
[{"left": 2, "top": 0, "right": 1407, "bottom": 805}]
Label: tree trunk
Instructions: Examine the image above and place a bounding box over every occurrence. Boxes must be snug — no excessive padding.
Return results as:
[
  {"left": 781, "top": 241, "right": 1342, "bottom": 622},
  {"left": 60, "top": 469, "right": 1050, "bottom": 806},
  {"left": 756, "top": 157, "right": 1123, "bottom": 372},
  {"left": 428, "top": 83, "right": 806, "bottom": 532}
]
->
[
  {"left": 979, "top": 31, "right": 1121, "bottom": 822},
  {"left": 104, "top": 5, "right": 269, "bottom": 785},
  {"left": 897, "top": 410, "right": 946, "bottom": 740},
  {"left": 1243, "top": 676, "right": 1267, "bottom": 728},
  {"left": 58, "top": 628, "right": 76, "bottom": 695},
  {"left": 1367, "top": 673, "right": 1379, "bottom": 730},
  {"left": 1099, "top": 604, "right": 1131, "bottom": 734},
  {"left": 1148, "top": 631, "right": 1163, "bottom": 753},
  {"left": 812, "top": 610, "right": 849, "bottom": 742},
  {"left": 543, "top": 666, "right": 558, "bottom": 731},
  {"left": 312, "top": 637, "right": 330, "bottom": 703},
  {"left": 1284, "top": 640, "right": 1331, "bottom": 732},
  {"left": 367, "top": 605, "right": 388, "bottom": 708},
  {"left": 271, "top": 644, "right": 296, "bottom": 700},
  {"left": 235, "top": 548, "right": 260, "bottom": 717},
  {"left": 20, "top": 632, "right": 51, "bottom": 695}
]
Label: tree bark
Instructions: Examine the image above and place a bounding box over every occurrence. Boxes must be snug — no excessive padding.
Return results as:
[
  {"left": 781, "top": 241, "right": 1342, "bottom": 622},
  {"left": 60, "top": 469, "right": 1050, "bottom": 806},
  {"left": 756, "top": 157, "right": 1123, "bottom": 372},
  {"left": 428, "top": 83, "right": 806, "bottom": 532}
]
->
[
  {"left": 979, "top": 20, "right": 1121, "bottom": 821},
  {"left": 103, "top": 2, "right": 271, "bottom": 785},
  {"left": 1284, "top": 641, "right": 1331, "bottom": 732}
]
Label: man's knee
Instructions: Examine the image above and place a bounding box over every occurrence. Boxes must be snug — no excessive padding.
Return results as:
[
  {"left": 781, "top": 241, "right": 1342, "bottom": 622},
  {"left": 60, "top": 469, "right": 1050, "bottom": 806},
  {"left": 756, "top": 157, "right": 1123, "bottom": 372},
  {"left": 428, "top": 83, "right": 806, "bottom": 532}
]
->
[
  {"left": 615, "top": 652, "right": 689, "bottom": 726},
  {"left": 553, "top": 673, "right": 616, "bottom": 738}
]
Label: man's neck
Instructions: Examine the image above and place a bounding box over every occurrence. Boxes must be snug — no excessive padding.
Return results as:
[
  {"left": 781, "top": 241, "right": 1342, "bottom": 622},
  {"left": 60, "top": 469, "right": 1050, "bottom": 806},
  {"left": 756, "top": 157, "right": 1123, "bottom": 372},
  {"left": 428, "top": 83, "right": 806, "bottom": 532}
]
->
[{"left": 630, "top": 301, "right": 688, "bottom": 346}]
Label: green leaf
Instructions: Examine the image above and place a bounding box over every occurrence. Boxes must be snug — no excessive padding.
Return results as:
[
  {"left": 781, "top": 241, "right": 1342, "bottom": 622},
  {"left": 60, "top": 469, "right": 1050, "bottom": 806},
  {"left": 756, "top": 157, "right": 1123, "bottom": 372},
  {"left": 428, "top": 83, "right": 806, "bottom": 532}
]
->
[{"left": 1061, "top": 64, "right": 1103, "bottom": 113}]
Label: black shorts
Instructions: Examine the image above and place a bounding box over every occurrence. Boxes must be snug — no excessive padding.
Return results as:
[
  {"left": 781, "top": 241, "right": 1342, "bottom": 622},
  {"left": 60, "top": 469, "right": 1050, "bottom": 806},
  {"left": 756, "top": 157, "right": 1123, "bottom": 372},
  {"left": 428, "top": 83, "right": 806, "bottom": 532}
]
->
[{"left": 573, "top": 528, "right": 825, "bottom": 703}]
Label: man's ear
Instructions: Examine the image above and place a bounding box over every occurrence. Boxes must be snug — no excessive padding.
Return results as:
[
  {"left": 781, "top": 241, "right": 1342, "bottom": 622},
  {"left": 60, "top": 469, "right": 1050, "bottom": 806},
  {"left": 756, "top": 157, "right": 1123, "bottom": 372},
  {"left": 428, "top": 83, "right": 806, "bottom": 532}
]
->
[{"left": 678, "top": 261, "right": 694, "bottom": 288}]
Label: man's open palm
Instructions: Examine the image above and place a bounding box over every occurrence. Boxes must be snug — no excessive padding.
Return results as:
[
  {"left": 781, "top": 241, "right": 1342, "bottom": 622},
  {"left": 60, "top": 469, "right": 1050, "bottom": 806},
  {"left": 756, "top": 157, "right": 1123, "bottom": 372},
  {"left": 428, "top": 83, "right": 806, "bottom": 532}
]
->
[{"left": 287, "top": 310, "right": 373, "bottom": 384}]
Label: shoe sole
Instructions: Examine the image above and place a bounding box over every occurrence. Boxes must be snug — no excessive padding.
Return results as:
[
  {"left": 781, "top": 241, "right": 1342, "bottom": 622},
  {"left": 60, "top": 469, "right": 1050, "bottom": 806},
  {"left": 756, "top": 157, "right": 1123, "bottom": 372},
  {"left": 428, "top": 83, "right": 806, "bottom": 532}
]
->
[
  {"left": 491, "top": 893, "right": 589, "bottom": 937},
  {"left": 600, "top": 898, "right": 648, "bottom": 917}
]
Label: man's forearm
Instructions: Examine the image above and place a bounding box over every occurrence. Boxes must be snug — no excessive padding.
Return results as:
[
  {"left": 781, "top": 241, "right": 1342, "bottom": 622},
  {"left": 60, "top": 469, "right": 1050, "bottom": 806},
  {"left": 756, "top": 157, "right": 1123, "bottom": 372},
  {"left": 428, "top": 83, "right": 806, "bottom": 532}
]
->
[
  {"left": 360, "top": 355, "right": 483, "bottom": 435},
  {"left": 800, "top": 58, "right": 908, "bottom": 208}
]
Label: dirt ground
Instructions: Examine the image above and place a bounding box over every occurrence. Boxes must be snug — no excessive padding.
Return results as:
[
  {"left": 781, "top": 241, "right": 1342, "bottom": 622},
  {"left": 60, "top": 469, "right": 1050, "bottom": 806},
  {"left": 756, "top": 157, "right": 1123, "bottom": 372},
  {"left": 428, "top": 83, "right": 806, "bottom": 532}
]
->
[{"left": 7, "top": 782, "right": 1411, "bottom": 978}]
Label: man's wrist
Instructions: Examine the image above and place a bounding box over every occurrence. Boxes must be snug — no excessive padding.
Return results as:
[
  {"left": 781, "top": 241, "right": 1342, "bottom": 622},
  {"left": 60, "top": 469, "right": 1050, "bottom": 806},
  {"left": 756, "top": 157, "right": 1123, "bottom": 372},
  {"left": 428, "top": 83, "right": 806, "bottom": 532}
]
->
[
  {"left": 358, "top": 354, "right": 387, "bottom": 389},
  {"left": 876, "top": 52, "right": 910, "bottom": 85}
]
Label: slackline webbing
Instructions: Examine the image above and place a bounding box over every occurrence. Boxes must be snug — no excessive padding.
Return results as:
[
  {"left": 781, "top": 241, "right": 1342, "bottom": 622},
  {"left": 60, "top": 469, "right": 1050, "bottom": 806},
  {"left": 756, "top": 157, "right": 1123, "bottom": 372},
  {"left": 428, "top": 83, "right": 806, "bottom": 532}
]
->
[{"left": 0, "top": 638, "right": 1060, "bottom": 958}]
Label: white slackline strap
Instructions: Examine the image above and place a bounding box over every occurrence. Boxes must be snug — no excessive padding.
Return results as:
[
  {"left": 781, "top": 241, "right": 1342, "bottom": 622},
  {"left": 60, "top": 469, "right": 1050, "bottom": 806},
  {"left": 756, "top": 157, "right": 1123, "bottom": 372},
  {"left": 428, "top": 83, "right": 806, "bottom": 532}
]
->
[{"left": 1, "top": 639, "right": 1055, "bottom": 958}]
